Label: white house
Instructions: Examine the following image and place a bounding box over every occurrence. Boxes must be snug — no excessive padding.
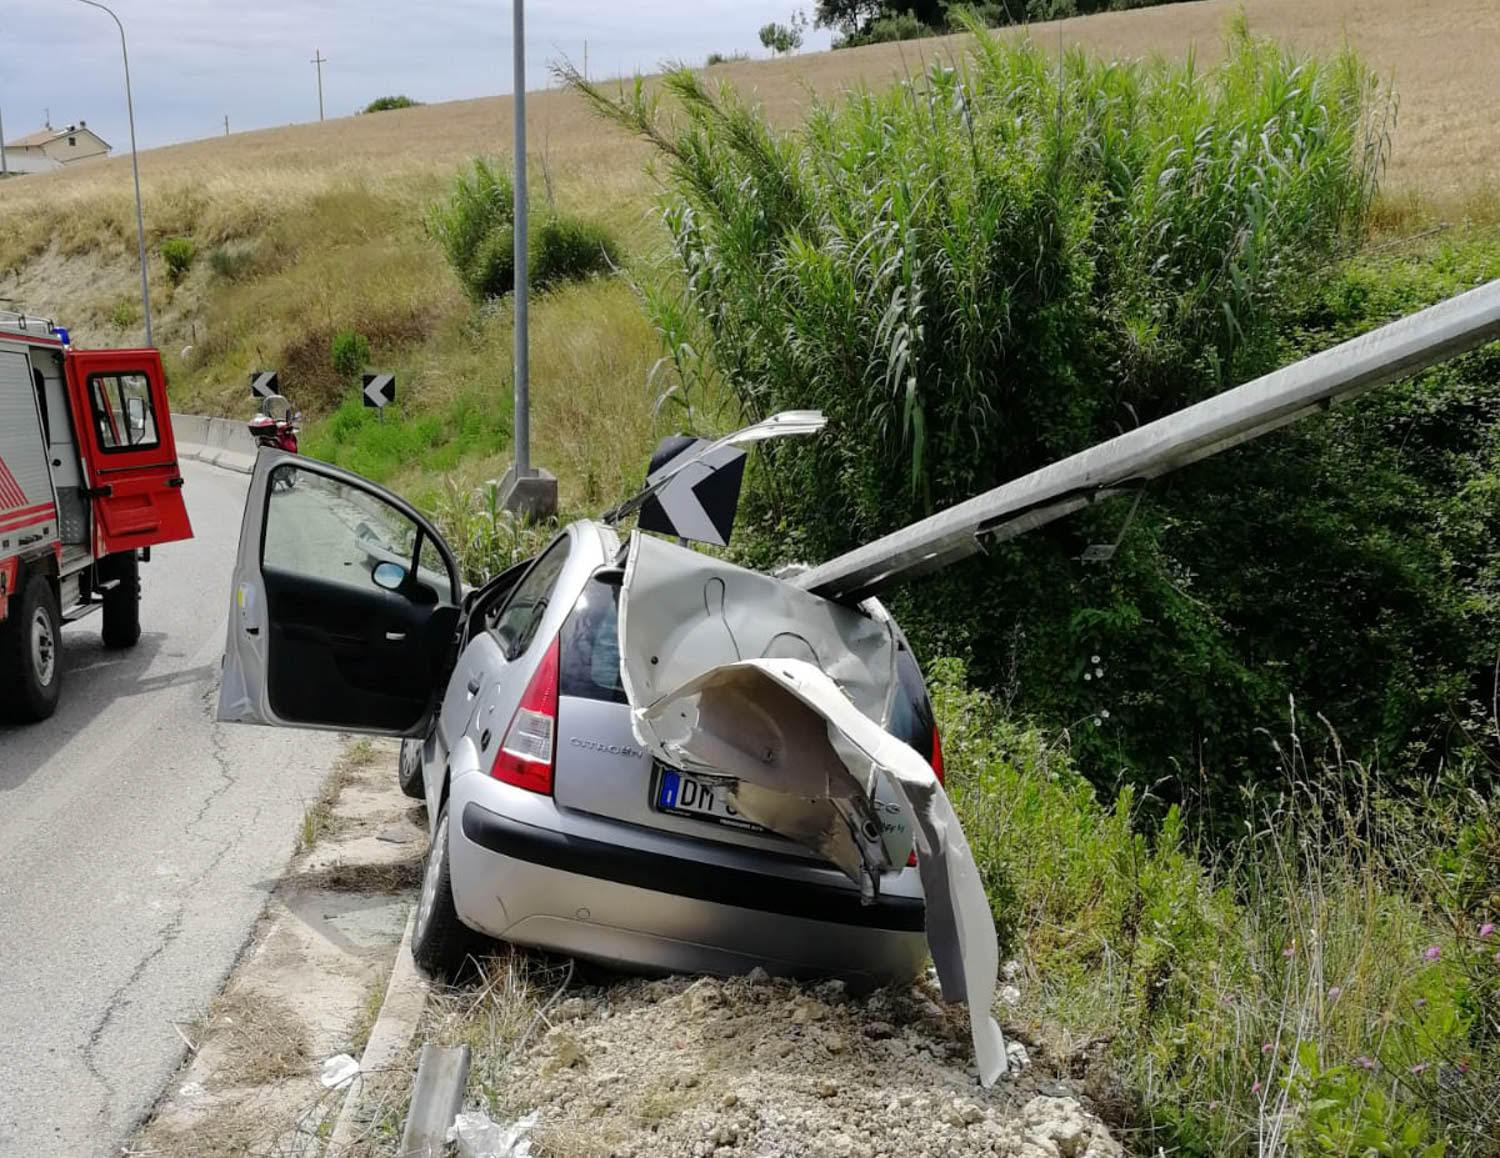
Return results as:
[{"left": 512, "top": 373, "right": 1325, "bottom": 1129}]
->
[{"left": 2, "top": 121, "right": 111, "bottom": 174}]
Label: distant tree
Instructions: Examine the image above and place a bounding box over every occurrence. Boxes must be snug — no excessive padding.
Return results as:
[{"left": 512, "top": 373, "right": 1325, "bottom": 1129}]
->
[
  {"left": 817, "top": 0, "right": 1193, "bottom": 45},
  {"left": 705, "top": 50, "right": 750, "bottom": 66},
  {"left": 758, "top": 10, "right": 808, "bottom": 55},
  {"left": 363, "top": 95, "right": 422, "bottom": 113}
]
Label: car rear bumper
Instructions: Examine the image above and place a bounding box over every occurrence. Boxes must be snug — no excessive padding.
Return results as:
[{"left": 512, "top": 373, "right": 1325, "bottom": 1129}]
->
[{"left": 450, "top": 793, "right": 928, "bottom": 985}]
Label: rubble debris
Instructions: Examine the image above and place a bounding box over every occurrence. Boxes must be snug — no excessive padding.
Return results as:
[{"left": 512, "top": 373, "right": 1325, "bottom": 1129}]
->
[{"left": 473, "top": 972, "right": 1119, "bottom": 1157}]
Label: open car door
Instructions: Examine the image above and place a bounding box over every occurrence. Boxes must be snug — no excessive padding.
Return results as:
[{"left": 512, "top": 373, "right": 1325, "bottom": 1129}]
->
[
  {"left": 218, "top": 452, "right": 462, "bottom": 736},
  {"left": 64, "top": 347, "right": 193, "bottom": 554}
]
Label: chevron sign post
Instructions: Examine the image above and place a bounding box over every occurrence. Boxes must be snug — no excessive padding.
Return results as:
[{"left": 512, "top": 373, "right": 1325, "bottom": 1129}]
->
[
  {"left": 637, "top": 435, "right": 748, "bottom": 547},
  {"left": 249, "top": 370, "right": 279, "bottom": 400}
]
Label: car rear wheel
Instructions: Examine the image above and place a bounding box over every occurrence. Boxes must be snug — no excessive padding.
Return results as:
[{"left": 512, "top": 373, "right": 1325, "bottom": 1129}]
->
[
  {"left": 0, "top": 573, "right": 63, "bottom": 722},
  {"left": 398, "top": 737, "right": 425, "bottom": 800},
  {"left": 411, "top": 803, "right": 478, "bottom": 978},
  {"left": 100, "top": 552, "right": 141, "bottom": 650}
]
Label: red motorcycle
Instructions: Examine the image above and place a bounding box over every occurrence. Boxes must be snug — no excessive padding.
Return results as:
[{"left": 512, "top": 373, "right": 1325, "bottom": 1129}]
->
[{"left": 248, "top": 395, "right": 300, "bottom": 489}]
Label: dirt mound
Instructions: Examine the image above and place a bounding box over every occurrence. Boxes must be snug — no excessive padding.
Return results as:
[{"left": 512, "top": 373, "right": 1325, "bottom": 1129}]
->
[{"left": 488, "top": 971, "right": 1120, "bottom": 1158}]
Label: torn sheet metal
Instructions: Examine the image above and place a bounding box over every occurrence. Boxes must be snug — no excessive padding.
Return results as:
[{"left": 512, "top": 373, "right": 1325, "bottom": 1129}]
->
[
  {"left": 617, "top": 532, "right": 1007, "bottom": 1085},
  {"left": 618, "top": 531, "right": 900, "bottom": 892}
]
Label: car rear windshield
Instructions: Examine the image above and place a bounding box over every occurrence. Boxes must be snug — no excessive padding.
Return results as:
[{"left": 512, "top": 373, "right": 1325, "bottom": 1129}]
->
[{"left": 559, "top": 576, "right": 627, "bottom": 704}]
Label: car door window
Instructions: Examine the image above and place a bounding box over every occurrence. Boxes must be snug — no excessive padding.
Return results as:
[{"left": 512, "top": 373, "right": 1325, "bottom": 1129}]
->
[
  {"left": 492, "top": 536, "right": 570, "bottom": 660},
  {"left": 262, "top": 464, "right": 456, "bottom": 604}
]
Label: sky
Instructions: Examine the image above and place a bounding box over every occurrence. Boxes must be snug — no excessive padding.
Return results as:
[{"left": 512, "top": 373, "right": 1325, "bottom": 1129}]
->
[{"left": 1, "top": 1, "right": 832, "bottom": 151}]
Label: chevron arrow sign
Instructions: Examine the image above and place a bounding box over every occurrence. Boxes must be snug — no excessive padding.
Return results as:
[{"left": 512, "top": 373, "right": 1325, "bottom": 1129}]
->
[
  {"left": 637, "top": 435, "right": 747, "bottom": 547},
  {"left": 362, "top": 373, "right": 396, "bottom": 409},
  {"left": 249, "top": 370, "right": 279, "bottom": 399}
]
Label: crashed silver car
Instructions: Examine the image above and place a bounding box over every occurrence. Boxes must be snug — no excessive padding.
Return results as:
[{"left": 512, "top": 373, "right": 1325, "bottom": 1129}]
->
[{"left": 217, "top": 431, "right": 1006, "bottom": 1082}]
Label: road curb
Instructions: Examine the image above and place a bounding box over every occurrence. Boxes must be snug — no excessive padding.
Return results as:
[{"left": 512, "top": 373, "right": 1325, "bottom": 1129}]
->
[{"left": 326, "top": 908, "right": 429, "bottom": 1154}]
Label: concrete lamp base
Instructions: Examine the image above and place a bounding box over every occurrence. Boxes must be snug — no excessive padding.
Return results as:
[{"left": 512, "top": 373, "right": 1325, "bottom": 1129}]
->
[{"left": 498, "top": 463, "right": 558, "bottom": 520}]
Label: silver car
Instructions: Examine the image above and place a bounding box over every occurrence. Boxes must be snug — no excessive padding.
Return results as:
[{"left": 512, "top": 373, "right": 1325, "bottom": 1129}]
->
[{"left": 219, "top": 453, "right": 940, "bottom": 986}]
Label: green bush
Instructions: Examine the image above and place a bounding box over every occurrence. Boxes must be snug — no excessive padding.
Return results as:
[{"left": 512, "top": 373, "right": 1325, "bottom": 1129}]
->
[
  {"left": 425, "top": 158, "right": 622, "bottom": 301},
  {"left": 705, "top": 51, "right": 750, "bottom": 66},
  {"left": 565, "top": 26, "right": 1500, "bottom": 815},
  {"left": 160, "top": 237, "right": 196, "bottom": 283},
  {"left": 207, "top": 242, "right": 257, "bottom": 281},
  {"left": 531, "top": 216, "right": 619, "bottom": 289},
  {"left": 425, "top": 157, "right": 515, "bottom": 303},
  {"left": 107, "top": 298, "right": 138, "bottom": 332},
  {"left": 364, "top": 94, "right": 421, "bottom": 113},
  {"left": 330, "top": 329, "right": 371, "bottom": 381}
]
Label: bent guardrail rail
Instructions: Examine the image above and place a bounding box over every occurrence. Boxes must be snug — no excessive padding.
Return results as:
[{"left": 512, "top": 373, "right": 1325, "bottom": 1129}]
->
[{"left": 796, "top": 278, "right": 1500, "bottom": 602}]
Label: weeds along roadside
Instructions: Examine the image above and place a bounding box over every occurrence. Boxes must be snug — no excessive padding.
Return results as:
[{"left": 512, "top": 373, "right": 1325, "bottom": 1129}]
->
[{"left": 934, "top": 658, "right": 1500, "bottom": 1155}]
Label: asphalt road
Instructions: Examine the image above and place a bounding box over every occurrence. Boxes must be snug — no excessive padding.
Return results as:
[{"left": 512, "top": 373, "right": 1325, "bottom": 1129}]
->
[{"left": 0, "top": 459, "right": 343, "bottom": 1157}]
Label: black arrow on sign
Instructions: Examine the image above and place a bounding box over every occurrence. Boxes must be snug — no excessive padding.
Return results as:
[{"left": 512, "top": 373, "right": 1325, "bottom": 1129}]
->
[{"left": 362, "top": 372, "right": 396, "bottom": 409}]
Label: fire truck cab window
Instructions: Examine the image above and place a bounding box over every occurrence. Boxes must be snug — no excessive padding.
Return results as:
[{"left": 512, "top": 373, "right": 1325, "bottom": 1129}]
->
[{"left": 88, "top": 372, "right": 159, "bottom": 452}]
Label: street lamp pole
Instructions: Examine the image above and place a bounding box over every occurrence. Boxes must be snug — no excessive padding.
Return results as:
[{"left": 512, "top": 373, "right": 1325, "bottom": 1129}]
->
[
  {"left": 512, "top": 0, "right": 530, "bottom": 479},
  {"left": 74, "top": 0, "right": 152, "bottom": 347},
  {"left": 497, "top": 0, "right": 555, "bottom": 517}
]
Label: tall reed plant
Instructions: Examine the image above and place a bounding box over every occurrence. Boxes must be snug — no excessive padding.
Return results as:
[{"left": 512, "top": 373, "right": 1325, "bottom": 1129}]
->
[{"left": 568, "top": 16, "right": 1388, "bottom": 532}]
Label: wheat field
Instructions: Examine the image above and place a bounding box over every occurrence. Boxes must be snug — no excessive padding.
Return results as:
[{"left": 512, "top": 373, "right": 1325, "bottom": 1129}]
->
[{"left": 2, "top": 0, "right": 1497, "bottom": 241}]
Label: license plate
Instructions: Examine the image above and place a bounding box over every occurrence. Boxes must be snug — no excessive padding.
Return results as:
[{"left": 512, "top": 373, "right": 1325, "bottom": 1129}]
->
[{"left": 655, "top": 767, "right": 766, "bottom": 833}]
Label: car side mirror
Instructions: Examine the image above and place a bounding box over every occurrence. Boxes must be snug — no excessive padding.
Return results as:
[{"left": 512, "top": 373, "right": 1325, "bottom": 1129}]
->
[{"left": 372, "top": 561, "right": 408, "bottom": 591}]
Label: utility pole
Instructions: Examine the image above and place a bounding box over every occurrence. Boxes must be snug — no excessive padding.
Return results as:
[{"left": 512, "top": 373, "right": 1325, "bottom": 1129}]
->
[
  {"left": 0, "top": 103, "right": 8, "bottom": 178},
  {"left": 498, "top": 0, "right": 556, "bottom": 517},
  {"left": 224, "top": 114, "right": 229, "bottom": 137},
  {"left": 311, "top": 50, "right": 327, "bottom": 122}
]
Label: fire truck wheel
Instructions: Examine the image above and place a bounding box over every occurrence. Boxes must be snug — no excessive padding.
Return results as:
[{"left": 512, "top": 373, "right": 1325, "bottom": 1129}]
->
[
  {"left": 0, "top": 573, "right": 63, "bottom": 722},
  {"left": 101, "top": 552, "right": 142, "bottom": 650}
]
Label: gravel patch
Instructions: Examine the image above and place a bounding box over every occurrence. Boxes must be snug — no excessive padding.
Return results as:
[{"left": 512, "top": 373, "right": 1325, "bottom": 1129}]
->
[{"left": 483, "top": 970, "right": 1121, "bottom": 1158}]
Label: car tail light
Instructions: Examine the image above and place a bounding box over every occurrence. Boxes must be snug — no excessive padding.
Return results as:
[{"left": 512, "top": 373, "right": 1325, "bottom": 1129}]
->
[
  {"left": 908, "top": 721, "right": 947, "bottom": 867},
  {"left": 489, "top": 635, "right": 560, "bottom": 795}
]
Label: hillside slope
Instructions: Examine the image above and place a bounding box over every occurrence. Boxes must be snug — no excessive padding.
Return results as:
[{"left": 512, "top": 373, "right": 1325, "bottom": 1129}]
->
[{"left": 0, "top": 0, "right": 1494, "bottom": 506}]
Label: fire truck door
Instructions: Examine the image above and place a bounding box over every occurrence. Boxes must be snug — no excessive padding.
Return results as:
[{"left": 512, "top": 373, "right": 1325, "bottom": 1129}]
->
[{"left": 65, "top": 349, "right": 193, "bottom": 555}]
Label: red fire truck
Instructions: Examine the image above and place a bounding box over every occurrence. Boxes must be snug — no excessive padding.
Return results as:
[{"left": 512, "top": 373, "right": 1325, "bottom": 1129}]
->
[{"left": 0, "top": 310, "right": 193, "bottom": 722}]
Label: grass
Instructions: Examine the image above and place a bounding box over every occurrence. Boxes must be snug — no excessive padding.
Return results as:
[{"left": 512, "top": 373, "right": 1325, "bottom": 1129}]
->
[
  {"left": 298, "top": 737, "right": 373, "bottom": 852},
  {"left": 935, "top": 659, "right": 1500, "bottom": 1154}
]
